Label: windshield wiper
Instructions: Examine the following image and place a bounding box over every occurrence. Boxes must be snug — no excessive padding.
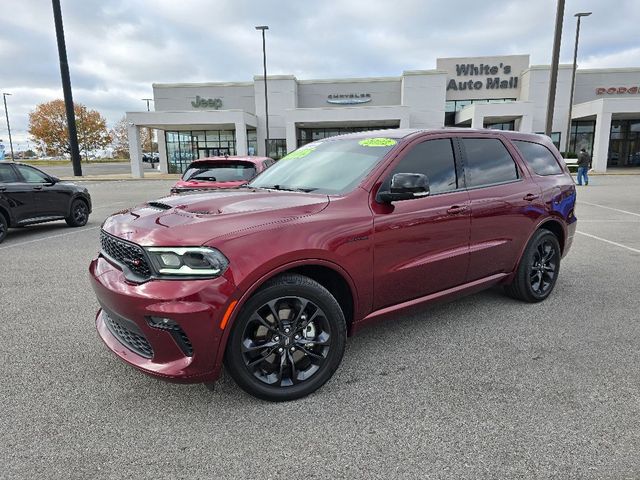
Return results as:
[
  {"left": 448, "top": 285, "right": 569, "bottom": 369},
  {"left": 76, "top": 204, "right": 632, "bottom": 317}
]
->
[{"left": 260, "top": 184, "right": 317, "bottom": 193}]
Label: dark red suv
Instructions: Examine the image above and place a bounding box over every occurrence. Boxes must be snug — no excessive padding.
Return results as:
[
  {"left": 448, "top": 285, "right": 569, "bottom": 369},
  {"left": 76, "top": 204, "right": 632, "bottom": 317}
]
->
[{"left": 90, "top": 129, "right": 576, "bottom": 401}]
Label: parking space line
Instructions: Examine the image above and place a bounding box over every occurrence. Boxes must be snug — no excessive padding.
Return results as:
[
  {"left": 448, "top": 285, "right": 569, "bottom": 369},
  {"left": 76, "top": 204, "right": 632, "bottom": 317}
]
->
[
  {"left": 576, "top": 231, "right": 640, "bottom": 254},
  {"left": 0, "top": 226, "right": 100, "bottom": 250},
  {"left": 579, "top": 201, "right": 640, "bottom": 218}
]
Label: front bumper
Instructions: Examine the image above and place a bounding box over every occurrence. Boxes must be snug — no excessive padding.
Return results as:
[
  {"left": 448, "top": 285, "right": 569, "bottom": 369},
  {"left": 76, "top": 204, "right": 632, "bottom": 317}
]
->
[{"left": 90, "top": 255, "right": 237, "bottom": 383}]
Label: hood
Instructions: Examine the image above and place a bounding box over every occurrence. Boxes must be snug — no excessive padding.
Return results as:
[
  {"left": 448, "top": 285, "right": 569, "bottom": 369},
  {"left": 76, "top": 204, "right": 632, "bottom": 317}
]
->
[{"left": 102, "top": 189, "right": 329, "bottom": 246}]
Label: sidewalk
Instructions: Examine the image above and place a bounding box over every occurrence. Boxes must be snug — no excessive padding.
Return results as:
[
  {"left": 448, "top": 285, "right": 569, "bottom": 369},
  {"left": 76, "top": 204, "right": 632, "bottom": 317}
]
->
[{"left": 61, "top": 172, "right": 181, "bottom": 181}]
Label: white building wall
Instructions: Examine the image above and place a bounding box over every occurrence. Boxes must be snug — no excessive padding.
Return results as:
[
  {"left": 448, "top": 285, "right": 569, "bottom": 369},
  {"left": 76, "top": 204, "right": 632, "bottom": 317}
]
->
[
  {"left": 254, "top": 75, "right": 297, "bottom": 155},
  {"left": 153, "top": 83, "right": 255, "bottom": 113},
  {"left": 297, "top": 78, "right": 401, "bottom": 108},
  {"left": 519, "top": 65, "right": 573, "bottom": 148},
  {"left": 573, "top": 68, "right": 640, "bottom": 104},
  {"left": 400, "top": 70, "right": 447, "bottom": 129}
]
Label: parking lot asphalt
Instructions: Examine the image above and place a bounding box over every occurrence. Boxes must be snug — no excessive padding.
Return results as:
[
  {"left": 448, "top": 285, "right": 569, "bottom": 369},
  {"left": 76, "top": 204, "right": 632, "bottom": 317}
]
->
[{"left": 1, "top": 176, "right": 639, "bottom": 479}]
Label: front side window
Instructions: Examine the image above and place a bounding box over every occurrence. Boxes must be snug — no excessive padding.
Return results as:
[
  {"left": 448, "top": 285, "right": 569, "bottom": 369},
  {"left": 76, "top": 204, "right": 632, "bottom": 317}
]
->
[
  {"left": 461, "top": 138, "right": 519, "bottom": 188},
  {"left": 183, "top": 162, "right": 257, "bottom": 182},
  {"left": 513, "top": 140, "right": 563, "bottom": 176},
  {"left": 250, "top": 137, "right": 399, "bottom": 195},
  {"left": 15, "top": 165, "right": 50, "bottom": 183},
  {"left": 0, "top": 164, "right": 19, "bottom": 183},
  {"left": 382, "top": 138, "right": 458, "bottom": 195}
]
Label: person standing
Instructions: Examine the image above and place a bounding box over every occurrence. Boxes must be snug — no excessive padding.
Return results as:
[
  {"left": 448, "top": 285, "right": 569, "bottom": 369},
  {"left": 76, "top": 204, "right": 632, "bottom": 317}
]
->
[{"left": 576, "top": 148, "right": 591, "bottom": 186}]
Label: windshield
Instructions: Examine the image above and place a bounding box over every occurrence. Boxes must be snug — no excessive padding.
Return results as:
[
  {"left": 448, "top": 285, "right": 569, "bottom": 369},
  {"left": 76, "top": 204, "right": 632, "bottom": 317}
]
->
[
  {"left": 183, "top": 162, "right": 257, "bottom": 182},
  {"left": 249, "top": 137, "right": 399, "bottom": 194}
]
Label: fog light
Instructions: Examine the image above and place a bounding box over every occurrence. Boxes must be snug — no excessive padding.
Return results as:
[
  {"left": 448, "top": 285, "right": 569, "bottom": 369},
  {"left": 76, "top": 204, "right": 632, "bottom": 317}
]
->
[{"left": 147, "top": 316, "right": 180, "bottom": 331}]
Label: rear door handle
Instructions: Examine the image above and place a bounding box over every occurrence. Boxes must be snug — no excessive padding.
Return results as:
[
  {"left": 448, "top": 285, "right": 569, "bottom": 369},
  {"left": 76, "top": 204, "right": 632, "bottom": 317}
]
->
[
  {"left": 447, "top": 205, "right": 468, "bottom": 215},
  {"left": 523, "top": 193, "right": 540, "bottom": 201}
]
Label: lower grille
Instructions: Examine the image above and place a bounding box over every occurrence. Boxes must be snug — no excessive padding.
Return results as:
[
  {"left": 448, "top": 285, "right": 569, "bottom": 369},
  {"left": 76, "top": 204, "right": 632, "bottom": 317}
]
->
[
  {"left": 146, "top": 317, "right": 193, "bottom": 357},
  {"left": 103, "top": 310, "right": 154, "bottom": 359}
]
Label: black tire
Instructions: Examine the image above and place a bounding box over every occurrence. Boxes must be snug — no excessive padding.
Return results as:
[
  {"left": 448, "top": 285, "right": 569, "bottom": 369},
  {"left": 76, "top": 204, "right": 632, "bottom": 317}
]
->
[
  {"left": 0, "top": 212, "right": 8, "bottom": 244},
  {"left": 225, "top": 273, "right": 347, "bottom": 401},
  {"left": 504, "top": 229, "right": 561, "bottom": 303},
  {"left": 65, "top": 199, "right": 89, "bottom": 227}
]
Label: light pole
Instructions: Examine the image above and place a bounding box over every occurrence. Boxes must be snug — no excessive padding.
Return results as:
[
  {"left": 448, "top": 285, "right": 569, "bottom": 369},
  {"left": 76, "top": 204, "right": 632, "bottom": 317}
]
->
[
  {"left": 2, "top": 93, "right": 15, "bottom": 161},
  {"left": 52, "top": 0, "right": 82, "bottom": 176},
  {"left": 255, "top": 25, "right": 269, "bottom": 156},
  {"left": 141, "top": 98, "right": 154, "bottom": 154},
  {"left": 565, "top": 12, "right": 592, "bottom": 153},
  {"left": 545, "top": 0, "right": 565, "bottom": 137}
]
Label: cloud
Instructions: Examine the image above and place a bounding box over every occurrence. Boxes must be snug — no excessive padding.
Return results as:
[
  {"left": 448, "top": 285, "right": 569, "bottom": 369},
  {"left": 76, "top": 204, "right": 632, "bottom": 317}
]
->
[{"left": 0, "top": 0, "right": 637, "bottom": 148}]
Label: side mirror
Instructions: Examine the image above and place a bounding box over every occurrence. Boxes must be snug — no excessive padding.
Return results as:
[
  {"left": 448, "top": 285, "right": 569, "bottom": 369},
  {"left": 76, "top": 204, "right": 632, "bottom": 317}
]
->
[
  {"left": 377, "top": 173, "right": 430, "bottom": 203},
  {"left": 48, "top": 176, "right": 60, "bottom": 184}
]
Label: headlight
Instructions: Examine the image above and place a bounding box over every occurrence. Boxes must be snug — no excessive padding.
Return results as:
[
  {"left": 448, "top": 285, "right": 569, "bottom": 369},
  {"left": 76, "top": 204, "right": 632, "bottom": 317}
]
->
[{"left": 145, "top": 247, "right": 229, "bottom": 277}]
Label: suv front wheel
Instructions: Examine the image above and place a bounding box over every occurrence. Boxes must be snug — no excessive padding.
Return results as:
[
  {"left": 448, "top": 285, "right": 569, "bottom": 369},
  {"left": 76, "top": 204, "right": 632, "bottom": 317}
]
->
[
  {"left": 225, "top": 273, "right": 347, "bottom": 401},
  {"left": 505, "top": 228, "right": 561, "bottom": 303}
]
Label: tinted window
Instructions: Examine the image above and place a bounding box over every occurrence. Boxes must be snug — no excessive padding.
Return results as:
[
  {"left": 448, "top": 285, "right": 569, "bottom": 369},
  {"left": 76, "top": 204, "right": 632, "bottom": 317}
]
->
[
  {"left": 0, "top": 164, "right": 19, "bottom": 183},
  {"left": 513, "top": 140, "right": 563, "bottom": 175},
  {"left": 461, "top": 138, "right": 519, "bottom": 188},
  {"left": 15, "top": 165, "right": 50, "bottom": 183},
  {"left": 183, "top": 162, "right": 257, "bottom": 182},
  {"left": 384, "top": 139, "right": 457, "bottom": 194}
]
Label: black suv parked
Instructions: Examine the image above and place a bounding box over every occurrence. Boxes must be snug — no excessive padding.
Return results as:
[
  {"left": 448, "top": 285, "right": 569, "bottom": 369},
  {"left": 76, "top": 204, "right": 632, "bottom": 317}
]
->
[{"left": 0, "top": 162, "right": 92, "bottom": 243}]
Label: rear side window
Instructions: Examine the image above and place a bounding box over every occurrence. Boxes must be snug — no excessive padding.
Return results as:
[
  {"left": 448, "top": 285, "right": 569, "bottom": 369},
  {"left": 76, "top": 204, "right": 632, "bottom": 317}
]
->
[
  {"left": 513, "top": 140, "right": 563, "bottom": 175},
  {"left": 385, "top": 138, "right": 458, "bottom": 194},
  {"left": 0, "top": 164, "right": 19, "bottom": 183},
  {"left": 15, "top": 165, "right": 50, "bottom": 183},
  {"left": 461, "top": 138, "right": 519, "bottom": 188}
]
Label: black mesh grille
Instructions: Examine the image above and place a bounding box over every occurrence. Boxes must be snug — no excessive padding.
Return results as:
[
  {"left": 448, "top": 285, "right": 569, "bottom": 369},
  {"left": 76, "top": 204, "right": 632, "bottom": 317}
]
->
[
  {"left": 175, "top": 329, "right": 194, "bottom": 357},
  {"left": 103, "top": 310, "right": 154, "bottom": 359},
  {"left": 100, "top": 230, "right": 152, "bottom": 279}
]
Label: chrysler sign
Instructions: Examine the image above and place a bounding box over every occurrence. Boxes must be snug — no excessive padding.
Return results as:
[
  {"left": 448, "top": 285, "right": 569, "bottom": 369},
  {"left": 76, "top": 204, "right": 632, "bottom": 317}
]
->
[{"left": 327, "top": 93, "right": 371, "bottom": 104}]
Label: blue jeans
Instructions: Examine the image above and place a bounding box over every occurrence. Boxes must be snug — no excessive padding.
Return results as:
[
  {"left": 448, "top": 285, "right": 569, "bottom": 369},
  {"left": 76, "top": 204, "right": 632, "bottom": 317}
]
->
[{"left": 577, "top": 166, "right": 589, "bottom": 185}]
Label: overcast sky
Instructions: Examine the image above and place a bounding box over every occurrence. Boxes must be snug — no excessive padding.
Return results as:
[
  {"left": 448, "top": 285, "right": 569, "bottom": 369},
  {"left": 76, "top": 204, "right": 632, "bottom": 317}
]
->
[{"left": 1, "top": 0, "right": 638, "bottom": 148}]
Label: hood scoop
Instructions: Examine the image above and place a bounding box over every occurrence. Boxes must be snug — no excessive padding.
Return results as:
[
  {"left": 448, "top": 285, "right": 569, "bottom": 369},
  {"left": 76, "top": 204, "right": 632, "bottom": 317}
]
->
[{"left": 146, "top": 201, "right": 173, "bottom": 211}]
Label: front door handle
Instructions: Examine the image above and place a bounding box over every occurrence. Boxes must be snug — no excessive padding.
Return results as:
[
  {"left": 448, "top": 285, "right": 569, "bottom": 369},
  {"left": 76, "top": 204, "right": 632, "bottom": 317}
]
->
[
  {"left": 523, "top": 193, "right": 540, "bottom": 202},
  {"left": 33, "top": 185, "right": 43, "bottom": 191},
  {"left": 446, "top": 205, "right": 468, "bottom": 215}
]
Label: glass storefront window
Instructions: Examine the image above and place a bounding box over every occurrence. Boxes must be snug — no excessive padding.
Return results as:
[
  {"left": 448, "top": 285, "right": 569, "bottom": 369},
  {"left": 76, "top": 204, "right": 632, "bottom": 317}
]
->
[
  {"left": 443, "top": 98, "right": 517, "bottom": 126},
  {"left": 296, "top": 125, "right": 400, "bottom": 148},
  {"left": 247, "top": 129, "right": 258, "bottom": 156},
  {"left": 607, "top": 119, "right": 640, "bottom": 167},
  {"left": 568, "top": 120, "right": 595, "bottom": 157},
  {"left": 165, "top": 129, "right": 237, "bottom": 173}
]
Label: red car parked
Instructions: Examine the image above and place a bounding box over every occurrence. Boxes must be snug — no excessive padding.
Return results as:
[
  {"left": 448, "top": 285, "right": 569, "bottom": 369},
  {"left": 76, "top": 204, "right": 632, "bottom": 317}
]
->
[
  {"left": 170, "top": 156, "right": 274, "bottom": 194},
  {"left": 90, "top": 129, "right": 576, "bottom": 401}
]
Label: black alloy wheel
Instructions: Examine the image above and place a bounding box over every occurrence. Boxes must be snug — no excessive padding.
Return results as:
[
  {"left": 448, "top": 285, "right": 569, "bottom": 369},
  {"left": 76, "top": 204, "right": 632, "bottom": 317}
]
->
[
  {"left": 529, "top": 239, "right": 558, "bottom": 296},
  {"left": 505, "top": 228, "right": 561, "bottom": 303},
  {"left": 66, "top": 199, "right": 89, "bottom": 227},
  {"left": 225, "top": 274, "right": 346, "bottom": 401}
]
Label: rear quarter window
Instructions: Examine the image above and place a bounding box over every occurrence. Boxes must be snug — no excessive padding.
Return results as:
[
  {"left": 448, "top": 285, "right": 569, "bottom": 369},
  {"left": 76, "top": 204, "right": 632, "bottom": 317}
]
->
[
  {"left": 0, "top": 164, "right": 19, "bottom": 182},
  {"left": 512, "top": 140, "right": 564, "bottom": 175},
  {"left": 461, "top": 138, "right": 519, "bottom": 188}
]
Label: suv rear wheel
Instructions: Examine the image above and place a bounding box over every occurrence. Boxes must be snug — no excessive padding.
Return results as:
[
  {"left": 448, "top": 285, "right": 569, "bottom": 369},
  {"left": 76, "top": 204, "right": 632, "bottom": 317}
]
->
[
  {"left": 225, "top": 273, "right": 346, "bottom": 401},
  {"left": 505, "top": 229, "right": 561, "bottom": 303},
  {"left": 0, "top": 213, "right": 8, "bottom": 244}
]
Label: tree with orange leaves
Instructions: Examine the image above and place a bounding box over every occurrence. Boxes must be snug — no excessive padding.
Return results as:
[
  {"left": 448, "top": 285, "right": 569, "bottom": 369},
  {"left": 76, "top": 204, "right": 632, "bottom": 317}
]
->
[{"left": 28, "top": 100, "right": 111, "bottom": 157}]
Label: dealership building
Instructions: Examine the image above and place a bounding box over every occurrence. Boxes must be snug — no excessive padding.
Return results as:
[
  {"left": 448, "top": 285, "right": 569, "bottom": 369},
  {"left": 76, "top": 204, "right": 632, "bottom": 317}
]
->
[{"left": 126, "top": 54, "right": 640, "bottom": 176}]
